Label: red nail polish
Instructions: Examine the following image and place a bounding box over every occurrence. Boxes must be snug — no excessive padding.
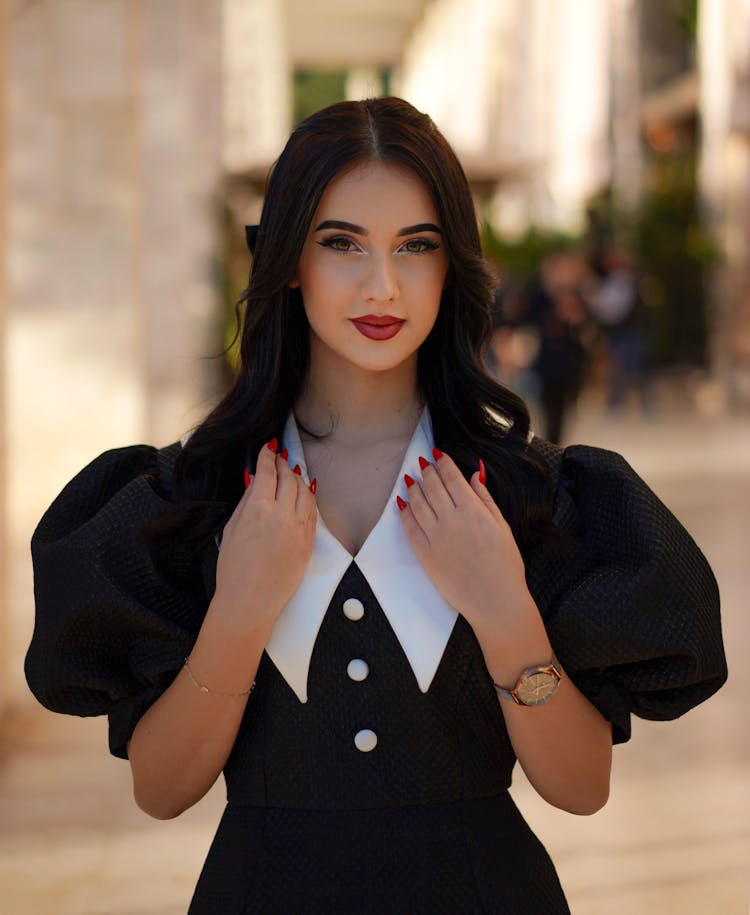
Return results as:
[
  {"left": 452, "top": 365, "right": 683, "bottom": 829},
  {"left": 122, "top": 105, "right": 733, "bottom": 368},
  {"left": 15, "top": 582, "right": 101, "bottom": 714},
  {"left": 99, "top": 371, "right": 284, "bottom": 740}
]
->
[
  {"left": 279, "top": 448, "right": 288, "bottom": 461},
  {"left": 243, "top": 467, "right": 251, "bottom": 489},
  {"left": 310, "top": 478, "right": 317, "bottom": 494},
  {"left": 396, "top": 495, "right": 408, "bottom": 511},
  {"left": 293, "top": 464, "right": 302, "bottom": 475},
  {"left": 478, "top": 458, "right": 486, "bottom": 485},
  {"left": 418, "top": 456, "right": 430, "bottom": 470},
  {"left": 404, "top": 474, "right": 416, "bottom": 488},
  {"left": 267, "top": 438, "right": 278, "bottom": 453},
  {"left": 432, "top": 448, "right": 444, "bottom": 461}
]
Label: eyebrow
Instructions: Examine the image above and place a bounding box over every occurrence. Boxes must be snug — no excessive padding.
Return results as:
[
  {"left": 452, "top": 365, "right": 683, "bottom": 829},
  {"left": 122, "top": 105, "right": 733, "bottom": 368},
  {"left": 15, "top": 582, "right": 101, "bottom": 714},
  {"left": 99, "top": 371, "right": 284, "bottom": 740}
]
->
[{"left": 313, "top": 219, "right": 443, "bottom": 236}]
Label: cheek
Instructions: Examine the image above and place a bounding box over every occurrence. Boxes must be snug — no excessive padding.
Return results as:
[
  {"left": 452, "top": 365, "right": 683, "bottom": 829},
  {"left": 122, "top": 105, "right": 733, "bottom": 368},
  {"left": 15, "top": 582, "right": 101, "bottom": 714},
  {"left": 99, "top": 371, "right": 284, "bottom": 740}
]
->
[
  {"left": 405, "top": 261, "right": 448, "bottom": 307},
  {"left": 300, "top": 259, "right": 361, "bottom": 302}
]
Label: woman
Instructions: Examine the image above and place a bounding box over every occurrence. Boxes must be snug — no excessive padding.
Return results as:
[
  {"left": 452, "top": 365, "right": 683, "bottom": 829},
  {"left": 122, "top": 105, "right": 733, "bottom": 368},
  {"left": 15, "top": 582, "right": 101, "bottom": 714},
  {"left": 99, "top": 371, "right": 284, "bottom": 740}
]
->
[{"left": 26, "top": 97, "right": 727, "bottom": 913}]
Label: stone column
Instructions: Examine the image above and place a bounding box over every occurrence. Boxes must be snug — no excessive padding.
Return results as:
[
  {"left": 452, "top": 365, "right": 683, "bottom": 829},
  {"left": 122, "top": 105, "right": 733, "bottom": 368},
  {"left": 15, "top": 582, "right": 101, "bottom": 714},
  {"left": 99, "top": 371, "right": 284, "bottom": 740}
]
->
[
  {"left": 6, "top": 0, "right": 223, "bottom": 705},
  {"left": 698, "top": 0, "right": 750, "bottom": 407},
  {"left": 134, "top": 0, "right": 224, "bottom": 441},
  {"left": 0, "top": 0, "right": 8, "bottom": 720}
]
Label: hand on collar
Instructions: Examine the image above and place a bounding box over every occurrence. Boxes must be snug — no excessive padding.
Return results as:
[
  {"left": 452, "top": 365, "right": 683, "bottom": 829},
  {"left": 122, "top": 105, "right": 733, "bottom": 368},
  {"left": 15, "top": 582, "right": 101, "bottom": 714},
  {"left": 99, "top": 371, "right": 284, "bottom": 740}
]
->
[{"left": 264, "top": 407, "right": 459, "bottom": 702}]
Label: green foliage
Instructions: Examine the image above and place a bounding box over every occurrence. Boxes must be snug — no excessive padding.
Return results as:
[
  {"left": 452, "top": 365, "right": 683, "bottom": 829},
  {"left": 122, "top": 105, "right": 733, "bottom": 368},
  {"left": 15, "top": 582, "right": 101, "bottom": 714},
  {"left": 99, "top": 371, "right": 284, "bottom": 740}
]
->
[
  {"left": 293, "top": 70, "right": 347, "bottom": 125},
  {"left": 481, "top": 222, "right": 580, "bottom": 283},
  {"left": 674, "top": 0, "right": 698, "bottom": 42},
  {"left": 624, "top": 155, "right": 718, "bottom": 364},
  {"left": 592, "top": 151, "right": 718, "bottom": 364},
  {"left": 483, "top": 150, "right": 718, "bottom": 365}
]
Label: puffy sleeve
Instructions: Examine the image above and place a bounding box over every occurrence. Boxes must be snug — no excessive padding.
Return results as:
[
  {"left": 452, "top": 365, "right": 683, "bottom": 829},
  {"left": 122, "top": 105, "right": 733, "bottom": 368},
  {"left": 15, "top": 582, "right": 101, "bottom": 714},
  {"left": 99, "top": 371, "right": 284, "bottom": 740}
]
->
[
  {"left": 525, "top": 440, "right": 728, "bottom": 744},
  {"left": 25, "top": 443, "right": 212, "bottom": 759}
]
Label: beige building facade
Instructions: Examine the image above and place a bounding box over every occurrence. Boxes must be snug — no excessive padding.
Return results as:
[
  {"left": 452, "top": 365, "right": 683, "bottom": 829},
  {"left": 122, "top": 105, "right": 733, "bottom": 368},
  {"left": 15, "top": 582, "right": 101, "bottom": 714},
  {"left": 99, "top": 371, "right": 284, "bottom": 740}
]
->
[
  {"left": 4, "top": 0, "right": 750, "bottom": 725},
  {"left": 2, "top": 0, "right": 224, "bottom": 717},
  {"left": 396, "top": 0, "right": 621, "bottom": 234},
  {"left": 698, "top": 0, "right": 750, "bottom": 406}
]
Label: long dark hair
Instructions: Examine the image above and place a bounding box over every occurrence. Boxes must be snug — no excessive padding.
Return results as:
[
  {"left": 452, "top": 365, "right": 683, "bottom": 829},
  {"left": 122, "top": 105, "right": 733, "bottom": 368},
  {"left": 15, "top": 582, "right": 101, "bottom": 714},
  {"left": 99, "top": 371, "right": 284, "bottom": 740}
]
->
[{"left": 173, "top": 97, "right": 552, "bottom": 552}]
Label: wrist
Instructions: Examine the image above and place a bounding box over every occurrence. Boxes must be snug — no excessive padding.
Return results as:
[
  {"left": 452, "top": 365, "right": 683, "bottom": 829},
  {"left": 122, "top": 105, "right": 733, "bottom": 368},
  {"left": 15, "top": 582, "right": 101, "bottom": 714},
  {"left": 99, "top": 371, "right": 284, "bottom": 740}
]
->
[
  {"left": 472, "top": 609, "right": 553, "bottom": 688},
  {"left": 492, "top": 652, "right": 563, "bottom": 707},
  {"left": 206, "top": 590, "right": 278, "bottom": 640}
]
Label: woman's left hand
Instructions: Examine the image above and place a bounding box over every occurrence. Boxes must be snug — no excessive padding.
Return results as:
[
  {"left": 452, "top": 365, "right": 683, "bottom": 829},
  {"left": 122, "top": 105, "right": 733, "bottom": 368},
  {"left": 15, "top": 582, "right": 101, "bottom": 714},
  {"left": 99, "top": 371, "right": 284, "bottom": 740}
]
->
[{"left": 397, "top": 450, "right": 546, "bottom": 662}]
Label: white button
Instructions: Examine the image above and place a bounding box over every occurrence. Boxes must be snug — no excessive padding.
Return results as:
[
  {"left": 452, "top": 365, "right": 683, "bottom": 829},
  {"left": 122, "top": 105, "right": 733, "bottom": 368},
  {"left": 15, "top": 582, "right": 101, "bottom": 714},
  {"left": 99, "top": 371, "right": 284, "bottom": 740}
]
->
[
  {"left": 354, "top": 729, "right": 377, "bottom": 752},
  {"left": 343, "top": 598, "right": 365, "bottom": 621},
  {"left": 347, "top": 659, "right": 369, "bottom": 682}
]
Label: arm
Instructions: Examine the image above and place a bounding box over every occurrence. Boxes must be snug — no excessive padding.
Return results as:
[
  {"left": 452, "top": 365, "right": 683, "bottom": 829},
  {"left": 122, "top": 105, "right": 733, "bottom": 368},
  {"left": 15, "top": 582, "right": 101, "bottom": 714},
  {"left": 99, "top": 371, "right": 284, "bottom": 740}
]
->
[
  {"left": 399, "top": 451, "right": 612, "bottom": 816},
  {"left": 127, "top": 444, "right": 316, "bottom": 820},
  {"left": 472, "top": 596, "right": 612, "bottom": 816}
]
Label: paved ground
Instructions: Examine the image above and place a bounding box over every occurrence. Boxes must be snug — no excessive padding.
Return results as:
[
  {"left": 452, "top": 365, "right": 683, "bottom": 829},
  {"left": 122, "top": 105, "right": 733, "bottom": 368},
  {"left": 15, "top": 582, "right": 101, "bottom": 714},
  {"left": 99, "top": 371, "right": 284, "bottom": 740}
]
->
[{"left": 1, "top": 386, "right": 749, "bottom": 914}]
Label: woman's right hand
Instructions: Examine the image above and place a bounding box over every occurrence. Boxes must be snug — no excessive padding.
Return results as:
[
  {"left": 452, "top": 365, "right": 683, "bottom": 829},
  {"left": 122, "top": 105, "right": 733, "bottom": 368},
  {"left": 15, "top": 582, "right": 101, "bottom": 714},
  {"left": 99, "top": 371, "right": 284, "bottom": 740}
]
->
[
  {"left": 129, "top": 441, "right": 316, "bottom": 819},
  {"left": 213, "top": 441, "right": 317, "bottom": 631}
]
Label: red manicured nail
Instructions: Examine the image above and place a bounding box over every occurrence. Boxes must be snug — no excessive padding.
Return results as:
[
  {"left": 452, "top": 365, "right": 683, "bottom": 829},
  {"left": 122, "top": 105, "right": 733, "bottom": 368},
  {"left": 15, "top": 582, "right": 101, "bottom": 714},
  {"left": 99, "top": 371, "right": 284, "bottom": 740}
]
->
[
  {"left": 404, "top": 474, "right": 416, "bottom": 488},
  {"left": 432, "top": 448, "right": 444, "bottom": 461},
  {"left": 279, "top": 448, "right": 288, "bottom": 461},
  {"left": 418, "top": 456, "right": 430, "bottom": 470},
  {"left": 396, "top": 495, "right": 408, "bottom": 511},
  {"left": 293, "top": 464, "right": 302, "bottom": 475},
  {"left": 267, "top": 438, "right": 278, "bottom": 453},
  {"left": 309, "top": 478, "right": 317, "bottom": 494},
  {"left": 243, "top": 467, "right": 251, "bottom": 489},
  {"left": 478, "top": 458, "right": 486, "bottom": 485}
]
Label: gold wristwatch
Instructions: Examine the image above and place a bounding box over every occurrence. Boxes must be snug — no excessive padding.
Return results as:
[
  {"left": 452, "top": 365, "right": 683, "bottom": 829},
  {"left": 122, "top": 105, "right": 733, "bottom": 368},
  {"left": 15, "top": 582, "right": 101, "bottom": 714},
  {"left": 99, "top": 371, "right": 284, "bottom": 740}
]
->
[{"left": 493, "top": 654, "right": 562, "bottom": 706}]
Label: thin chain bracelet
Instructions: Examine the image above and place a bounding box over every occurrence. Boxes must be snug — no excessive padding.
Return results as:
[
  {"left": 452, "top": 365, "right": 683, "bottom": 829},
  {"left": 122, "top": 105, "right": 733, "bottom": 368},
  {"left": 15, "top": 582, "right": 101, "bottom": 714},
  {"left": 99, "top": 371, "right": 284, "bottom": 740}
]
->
[{"left": 183, "top": 657, "right": 256, "bottom": 698}]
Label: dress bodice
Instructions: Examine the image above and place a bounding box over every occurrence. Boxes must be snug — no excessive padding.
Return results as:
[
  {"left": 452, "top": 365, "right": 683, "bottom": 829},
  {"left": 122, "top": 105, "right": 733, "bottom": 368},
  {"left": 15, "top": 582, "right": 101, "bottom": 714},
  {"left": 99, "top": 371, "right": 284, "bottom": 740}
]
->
[{"left": 224, "top": 562, "right": 515, "bottom": 810}]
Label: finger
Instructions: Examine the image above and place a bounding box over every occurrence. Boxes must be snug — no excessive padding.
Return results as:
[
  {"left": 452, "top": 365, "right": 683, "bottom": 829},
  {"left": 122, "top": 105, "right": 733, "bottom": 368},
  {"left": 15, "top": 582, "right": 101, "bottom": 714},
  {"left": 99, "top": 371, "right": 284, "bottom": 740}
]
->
[
  {"left": 231, "top": 466, "right": 255, "bottom": 521},
  {"left": 396, "top": 497, "right": 431, "bottom": 557},
  {"left": 403, "top": 473, "right": 439, "bottom": 531},
  {"left": 274, "top": 452, "right": 298, "bottom": 508},
  {"left": 470, "top": 471, "right": 508, "bottom": 525},
  {"left": 250, "top": 439, "right": 280, "bottom": 501},
  {"left": 430, "top": 450, "right": 476, "bottom": 509},
  {"left": 417, "top": 457, "right": 456, "bottom": 515},
  {"left": 295, "top": 469, "right": 317, "bottom": 519}
]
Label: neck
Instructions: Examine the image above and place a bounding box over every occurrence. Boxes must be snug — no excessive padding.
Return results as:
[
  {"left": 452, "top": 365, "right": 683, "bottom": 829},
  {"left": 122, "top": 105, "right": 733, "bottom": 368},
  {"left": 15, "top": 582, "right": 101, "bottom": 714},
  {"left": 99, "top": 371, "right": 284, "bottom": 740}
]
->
[{"left": 294, "top": 350, "right": 423, "bottom": 447}]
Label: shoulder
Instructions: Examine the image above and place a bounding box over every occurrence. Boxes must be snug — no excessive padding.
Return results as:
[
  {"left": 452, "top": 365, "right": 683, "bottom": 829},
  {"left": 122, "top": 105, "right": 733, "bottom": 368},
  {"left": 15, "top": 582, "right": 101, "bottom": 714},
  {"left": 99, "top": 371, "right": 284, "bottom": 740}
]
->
[{"left": 32, "top": 441, "right": 182, "bottom": 547}]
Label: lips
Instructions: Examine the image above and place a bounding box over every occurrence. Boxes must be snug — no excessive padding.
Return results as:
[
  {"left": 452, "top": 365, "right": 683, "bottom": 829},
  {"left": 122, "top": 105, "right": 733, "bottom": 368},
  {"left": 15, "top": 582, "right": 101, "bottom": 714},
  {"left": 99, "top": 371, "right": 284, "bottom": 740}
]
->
[{"left": 350, "top": 314, "right": 405, "bottom": 341}]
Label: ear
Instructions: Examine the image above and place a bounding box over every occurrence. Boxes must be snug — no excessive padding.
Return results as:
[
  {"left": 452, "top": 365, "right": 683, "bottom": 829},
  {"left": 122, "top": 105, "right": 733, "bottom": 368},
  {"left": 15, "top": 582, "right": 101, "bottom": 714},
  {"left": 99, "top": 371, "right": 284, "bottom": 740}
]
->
[{"left": 289, "top": 276, "right": 300, "bottom": 289}]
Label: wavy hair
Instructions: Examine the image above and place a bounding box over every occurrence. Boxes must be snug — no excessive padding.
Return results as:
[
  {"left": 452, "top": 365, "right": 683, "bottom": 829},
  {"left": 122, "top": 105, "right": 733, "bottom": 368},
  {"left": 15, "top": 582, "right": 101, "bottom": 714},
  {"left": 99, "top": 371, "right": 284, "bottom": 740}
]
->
[{"left": 173, "top": 97, "right": 552, "bottom": 553}]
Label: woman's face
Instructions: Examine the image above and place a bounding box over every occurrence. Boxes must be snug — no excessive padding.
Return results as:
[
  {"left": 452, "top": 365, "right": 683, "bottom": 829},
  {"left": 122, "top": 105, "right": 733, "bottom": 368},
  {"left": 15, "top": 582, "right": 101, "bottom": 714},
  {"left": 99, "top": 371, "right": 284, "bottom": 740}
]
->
[{"left": 292, "top": 161, "right": 449, "bottom": 377}]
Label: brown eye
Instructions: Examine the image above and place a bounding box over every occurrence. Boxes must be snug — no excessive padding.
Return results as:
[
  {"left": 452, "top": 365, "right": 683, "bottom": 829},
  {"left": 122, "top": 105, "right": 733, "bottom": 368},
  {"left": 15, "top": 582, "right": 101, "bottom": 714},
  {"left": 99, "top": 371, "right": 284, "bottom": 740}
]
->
[
  {"left": 401, "top": 238, "right": 439, "bottom": 254},
  {"left": 318, "top": 236, "right": 359, "bottom": 252}
]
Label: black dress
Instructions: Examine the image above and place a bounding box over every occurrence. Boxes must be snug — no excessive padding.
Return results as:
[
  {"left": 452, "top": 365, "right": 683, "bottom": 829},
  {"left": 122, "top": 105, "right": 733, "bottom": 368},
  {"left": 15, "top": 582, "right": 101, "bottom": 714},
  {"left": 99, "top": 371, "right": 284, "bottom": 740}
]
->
[{"left": 25, "top": 433, "right": 727, "bottom": 914}]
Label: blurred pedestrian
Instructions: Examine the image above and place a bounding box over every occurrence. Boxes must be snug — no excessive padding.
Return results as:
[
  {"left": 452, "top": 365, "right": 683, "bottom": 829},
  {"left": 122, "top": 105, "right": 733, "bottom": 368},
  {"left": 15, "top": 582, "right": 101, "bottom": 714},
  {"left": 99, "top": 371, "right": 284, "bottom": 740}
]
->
[
  {"left": 525, "top": 251, "right": 591, "bottom": 443},
  {"left": 588, "top": 246, "right": 651, "bottom": 412}
]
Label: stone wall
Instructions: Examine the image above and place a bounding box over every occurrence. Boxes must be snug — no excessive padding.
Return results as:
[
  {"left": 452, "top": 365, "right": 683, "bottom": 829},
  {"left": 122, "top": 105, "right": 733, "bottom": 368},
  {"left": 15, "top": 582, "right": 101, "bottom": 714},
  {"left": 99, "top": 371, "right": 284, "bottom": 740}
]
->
[{"left": 4, "top": 0, "right": 223, "bottom": 710}]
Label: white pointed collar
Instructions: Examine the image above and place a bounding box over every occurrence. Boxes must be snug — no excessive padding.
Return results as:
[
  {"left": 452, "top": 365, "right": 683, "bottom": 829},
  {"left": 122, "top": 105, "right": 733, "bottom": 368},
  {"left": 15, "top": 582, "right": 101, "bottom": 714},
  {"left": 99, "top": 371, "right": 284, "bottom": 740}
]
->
[{"left": 264, "top": 406, "right": 459, "bottom": 703}]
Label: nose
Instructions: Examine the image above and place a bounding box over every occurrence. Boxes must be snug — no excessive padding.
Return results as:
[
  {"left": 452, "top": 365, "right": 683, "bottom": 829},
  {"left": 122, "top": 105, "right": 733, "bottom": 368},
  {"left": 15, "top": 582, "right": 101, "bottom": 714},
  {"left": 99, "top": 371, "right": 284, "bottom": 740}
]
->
[{"left": 362, "top": 251, "right": 399, "bottom": 304}]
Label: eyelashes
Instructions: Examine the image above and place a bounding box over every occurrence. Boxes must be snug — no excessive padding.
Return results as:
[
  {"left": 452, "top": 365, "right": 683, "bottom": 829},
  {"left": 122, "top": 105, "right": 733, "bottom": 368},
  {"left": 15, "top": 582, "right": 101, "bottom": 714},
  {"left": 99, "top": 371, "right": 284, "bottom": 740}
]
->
[
  {"left": 317, "top": 236, "right": 359, "bottom": 253},
  {"left": 317, "top": 235, "right": 440, "bottom": 255},
  {"left": 401, "top": 238, "right": 440, "bottom": 254}
]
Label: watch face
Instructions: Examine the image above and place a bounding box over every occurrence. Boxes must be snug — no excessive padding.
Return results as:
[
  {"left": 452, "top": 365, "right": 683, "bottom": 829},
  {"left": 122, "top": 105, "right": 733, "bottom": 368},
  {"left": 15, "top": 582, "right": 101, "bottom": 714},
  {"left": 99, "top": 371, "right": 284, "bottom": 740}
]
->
[{"left": 517, "top": 672, "right": 558, "bottom": 706}]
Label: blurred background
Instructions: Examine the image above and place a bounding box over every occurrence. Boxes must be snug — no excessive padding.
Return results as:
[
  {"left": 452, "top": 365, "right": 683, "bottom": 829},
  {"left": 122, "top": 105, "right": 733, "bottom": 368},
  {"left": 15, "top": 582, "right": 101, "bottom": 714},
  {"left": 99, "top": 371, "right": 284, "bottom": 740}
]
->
[{"left": 1, "top": 0, "right": 749, "bottom": 912}]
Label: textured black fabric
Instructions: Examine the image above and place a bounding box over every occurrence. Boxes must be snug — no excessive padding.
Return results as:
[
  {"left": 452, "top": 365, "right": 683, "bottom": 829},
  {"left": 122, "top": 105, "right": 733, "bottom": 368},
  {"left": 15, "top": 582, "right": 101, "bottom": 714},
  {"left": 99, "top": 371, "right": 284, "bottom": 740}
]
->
[
  {"left": 25, "top": 437, "right": 727, "bottom": 912},
  {"left": 189, "top": 795, "right": 569, "bottom": 914},
  {"left": 26, "top": 443, "right": 207, "bottom": 758},
  {"left": 223, "top": 562, "right": 515, "bottom": 810},
  {"left": 527, "top": 439, "right": 726, "bottom": 743}
]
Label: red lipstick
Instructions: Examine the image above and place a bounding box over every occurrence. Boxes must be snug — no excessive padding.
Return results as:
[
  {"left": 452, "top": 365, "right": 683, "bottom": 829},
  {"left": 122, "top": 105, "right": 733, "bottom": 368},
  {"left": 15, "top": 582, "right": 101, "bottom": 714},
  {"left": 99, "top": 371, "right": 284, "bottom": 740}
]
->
[{"left": 350, "top": 314, "right": 405, "bottom": 340}]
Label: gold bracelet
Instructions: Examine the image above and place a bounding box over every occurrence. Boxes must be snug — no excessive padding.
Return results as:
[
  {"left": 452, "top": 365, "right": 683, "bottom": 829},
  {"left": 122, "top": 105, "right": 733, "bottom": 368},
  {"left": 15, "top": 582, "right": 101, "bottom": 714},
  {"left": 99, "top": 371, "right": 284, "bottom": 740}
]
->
[{"left": 183, "top": 657, "right": 256, "bottom": 698}]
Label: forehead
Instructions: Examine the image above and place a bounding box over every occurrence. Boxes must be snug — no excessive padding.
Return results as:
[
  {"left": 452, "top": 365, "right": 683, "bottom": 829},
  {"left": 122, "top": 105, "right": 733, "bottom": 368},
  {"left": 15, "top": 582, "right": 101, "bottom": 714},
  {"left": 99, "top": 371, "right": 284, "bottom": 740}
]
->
[{"left": 314, "top": 161, "right": 439, "bottom": 224}]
